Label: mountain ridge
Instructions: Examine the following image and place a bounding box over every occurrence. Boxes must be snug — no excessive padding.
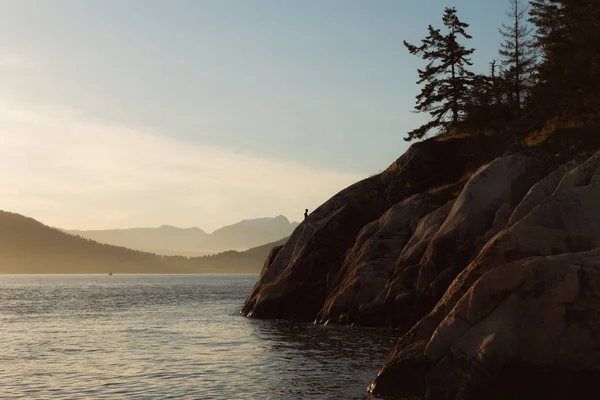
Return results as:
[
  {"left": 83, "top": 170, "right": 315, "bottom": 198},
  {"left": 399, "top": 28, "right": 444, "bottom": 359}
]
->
[
  {"left": 0, "top": 210, "right": 288, "bottom": 274},
  {"left": 67, "top": 215, "right": 299, "bottom": 256}
]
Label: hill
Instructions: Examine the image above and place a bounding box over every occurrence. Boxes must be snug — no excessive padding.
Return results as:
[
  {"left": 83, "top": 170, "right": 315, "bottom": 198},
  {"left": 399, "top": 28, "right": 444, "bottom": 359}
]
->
[
  {"left": 67, "top": 215, "right": 298, "bottom": 256},
  {"left": 0, "top": 211, "right": 286, "bottom": 274},
  {"left": 187, "top": 237, "right": 289, "bottom": 274}
]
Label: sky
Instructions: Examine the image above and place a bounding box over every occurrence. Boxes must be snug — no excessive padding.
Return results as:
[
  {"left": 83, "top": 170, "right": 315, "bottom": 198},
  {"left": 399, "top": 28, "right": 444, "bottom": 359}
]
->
[{"left": 0, "top": 0, "right": 510, "bottom": 231}]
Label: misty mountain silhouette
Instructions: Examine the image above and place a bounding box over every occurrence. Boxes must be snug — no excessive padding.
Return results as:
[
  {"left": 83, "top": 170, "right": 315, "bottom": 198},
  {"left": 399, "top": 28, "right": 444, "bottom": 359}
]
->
[
  {"left": 0, "top": 210, "right": 288, "bottom": 274},
  {"left": 67, "top": 215, "right": 298, "bottom": 256}
]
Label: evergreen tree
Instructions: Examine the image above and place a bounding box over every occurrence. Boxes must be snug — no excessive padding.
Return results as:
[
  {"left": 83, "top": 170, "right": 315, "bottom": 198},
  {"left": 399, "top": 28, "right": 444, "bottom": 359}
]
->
[
  {"left": 403, "top": 7, "right": 475, "bottom": 141},
  {"left": 529, "top": 0, "right": 564, "bottom": 60},
  {"left": 489, "top": 59, "right": 507, "bottom": 106},
  {"left": 462, "top": 73, "right": 493, "bottom": 131},
  {"left": 528, "top": 0, "right": 568, "bottom": 114},
  {"left": 529, "top": 0, "right": 600, "bottom": 118},
  {"left": 498, "top": 0, "right": 537, "bottom": 116},
  {"left": 461, "top": 60, "right": 512, "bottom": 134}
]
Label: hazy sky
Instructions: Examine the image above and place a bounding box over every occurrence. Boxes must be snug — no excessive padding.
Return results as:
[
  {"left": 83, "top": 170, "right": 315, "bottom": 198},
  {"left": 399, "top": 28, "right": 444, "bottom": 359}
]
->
[{"left": 0, "top": 0, "right": 509, "bottom": 231}]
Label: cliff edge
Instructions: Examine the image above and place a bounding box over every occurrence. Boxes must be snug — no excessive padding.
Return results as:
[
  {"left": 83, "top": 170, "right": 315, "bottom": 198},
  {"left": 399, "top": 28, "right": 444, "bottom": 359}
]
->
[{"left": 243, "top": 125, "right": 600, "bottom": 399}]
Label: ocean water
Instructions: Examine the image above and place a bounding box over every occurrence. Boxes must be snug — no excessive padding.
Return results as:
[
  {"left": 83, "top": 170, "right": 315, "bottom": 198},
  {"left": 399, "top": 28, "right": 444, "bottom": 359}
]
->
[{"left": 0, "top": 275, "right": 399, "bottom": 399}]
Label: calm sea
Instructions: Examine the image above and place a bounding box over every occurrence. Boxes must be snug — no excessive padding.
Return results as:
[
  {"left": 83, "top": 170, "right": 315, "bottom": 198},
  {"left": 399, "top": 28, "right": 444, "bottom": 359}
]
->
[{"left": 0, "top": 275, "right": 399, "bottom": 399}]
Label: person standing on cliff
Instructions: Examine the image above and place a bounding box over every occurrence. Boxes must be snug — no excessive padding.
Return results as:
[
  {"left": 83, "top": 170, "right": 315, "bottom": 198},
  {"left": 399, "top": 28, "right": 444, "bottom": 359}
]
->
[{"left": 304, "top": 209, "right": 308, "bottom": 219}]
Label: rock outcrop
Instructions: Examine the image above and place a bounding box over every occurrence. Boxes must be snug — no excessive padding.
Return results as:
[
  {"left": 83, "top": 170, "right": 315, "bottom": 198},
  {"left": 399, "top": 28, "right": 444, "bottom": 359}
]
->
[
  {"left": 370, "top": 149, "right": 600, "bottom": 399},
  {"left": 244, "top": 131, "right": 600, "bottom": 399},
  {"left": 242, "top": 174, "right": 388, "bottom": 319},
  {"left": 242, "top": 135, "right": 505, "bottom": 320},
  {"left": 371, "top": 250, "right": 600, "bottom": 400},
  {"left": 413, "top": 154, "right": 547, "bottom": 306},
  {"left": 315, "top": 193, "right": 441, "bottom": 325}
]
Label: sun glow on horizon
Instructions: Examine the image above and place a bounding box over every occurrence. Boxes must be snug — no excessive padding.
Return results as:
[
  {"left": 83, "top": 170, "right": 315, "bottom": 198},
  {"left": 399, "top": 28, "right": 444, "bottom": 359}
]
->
[{"left": 0, "top": 100, "right": 365, "bottom": 231}]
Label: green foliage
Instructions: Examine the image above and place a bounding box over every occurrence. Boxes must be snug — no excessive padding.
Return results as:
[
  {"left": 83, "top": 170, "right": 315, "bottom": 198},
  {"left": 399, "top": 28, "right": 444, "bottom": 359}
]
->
[
  {"left": 498, "top": 0, "right": 538, "bottom": 116},
  {"left": 403, "top": 7, "right": 475, "bottom": 141},
  {"left": 528, "top": 0, "right": 600, "bottom": 119},
  {"left": 402, "top": 2, "right": 599, "bottom": 142},
  {"left": 459, "top": 72, "right": 512, "bottom": 135}
]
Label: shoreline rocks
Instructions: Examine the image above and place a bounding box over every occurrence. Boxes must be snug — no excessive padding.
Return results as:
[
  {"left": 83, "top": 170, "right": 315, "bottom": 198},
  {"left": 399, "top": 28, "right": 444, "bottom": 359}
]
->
[{"left": 244, "top": 132, "right": 600, "bottom": 399}]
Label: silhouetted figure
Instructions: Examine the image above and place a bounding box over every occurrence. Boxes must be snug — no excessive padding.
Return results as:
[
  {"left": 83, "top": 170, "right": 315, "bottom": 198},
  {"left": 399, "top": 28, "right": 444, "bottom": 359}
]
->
[{"left": 304, "top": 209, "right": 308, "bottom": 219}]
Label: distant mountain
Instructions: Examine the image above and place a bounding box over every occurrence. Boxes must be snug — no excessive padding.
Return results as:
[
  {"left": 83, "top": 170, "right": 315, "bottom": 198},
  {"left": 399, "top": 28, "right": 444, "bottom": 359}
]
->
[
  {"left": 67, "top": 225, "right": 209, "bottom": 256},
  {"left": 207, "top": 215, "right": 298, "bottom": 251},
  {"left": 67, "top": 215, "right": 298, "bottom": 256},
  {"left": 0, "top": 211, "right": 286, "bottom": 274}
]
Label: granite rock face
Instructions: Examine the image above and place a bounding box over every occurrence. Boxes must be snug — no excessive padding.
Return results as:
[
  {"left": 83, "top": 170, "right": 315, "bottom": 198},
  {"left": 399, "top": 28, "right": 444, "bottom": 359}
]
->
[
  {"left": 370, "top": 149, "right": 600, "bottom": 399},
  {"left": 242, "top": 174, "right": 388, "bottom": 319},
  {"left": 324, "top": 154, "right": 548, "bottom": 328},
  {"left": 242, "top": 136, "right": 505, "bottom": 320},
  {"left": 413, "top": 154, "right": 547, "bottom": 308},
  {"left": 314, "top": 193, "right": 441, "bottom": 325},
  {"left": 244, "top": 134, "right": 600, "bottom": 399},
  {"left": 371, "top": 251, "right": 600, "bottom": 400}
]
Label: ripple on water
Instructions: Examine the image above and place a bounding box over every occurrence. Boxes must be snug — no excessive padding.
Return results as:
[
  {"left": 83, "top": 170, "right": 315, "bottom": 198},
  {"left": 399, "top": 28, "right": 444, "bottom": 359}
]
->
[{"left": 0, "top": 275, "right": 399, "bottom": 399}]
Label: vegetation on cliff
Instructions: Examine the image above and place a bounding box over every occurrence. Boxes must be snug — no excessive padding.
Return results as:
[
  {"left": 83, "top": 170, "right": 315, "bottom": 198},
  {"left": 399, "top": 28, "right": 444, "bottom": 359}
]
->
[
  {"left": 402, "top": 7, "right": 475, "bottom": 141},
  {"left": 405, "top": 0, "right": 600, "bottom": 142}
]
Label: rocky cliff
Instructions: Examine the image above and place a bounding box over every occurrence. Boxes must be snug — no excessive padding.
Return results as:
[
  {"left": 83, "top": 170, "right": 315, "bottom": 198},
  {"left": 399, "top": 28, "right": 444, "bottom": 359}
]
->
[{"left": 243, "top": 128, "right": 600, "bottom": 399}]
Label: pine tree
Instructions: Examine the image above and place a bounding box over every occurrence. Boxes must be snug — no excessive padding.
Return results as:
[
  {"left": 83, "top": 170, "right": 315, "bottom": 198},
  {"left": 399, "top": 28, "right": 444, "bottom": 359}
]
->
[
  {"left": 461, "top": 60, "right": 513, "bottom": 134},
  {"left": 529, "top": 0, "right": 564, "bottom": 60},
  {"left": 529, "top": 0, "right": 600, "bottom": 118},
  {"left": 489, "top": 59, "right": 505, "bottom": 106},
  {"left": 528, "top": 0, "right": 567, "bottom": 113},
  {"left": 403, "top": 7, "right": 475, "bottom": 141},
  {"left": 498, "top": 0, "right": 537, "bottom": 116},
  {"left": 462, "top": 73, "right": 493, "bottom": 131}
]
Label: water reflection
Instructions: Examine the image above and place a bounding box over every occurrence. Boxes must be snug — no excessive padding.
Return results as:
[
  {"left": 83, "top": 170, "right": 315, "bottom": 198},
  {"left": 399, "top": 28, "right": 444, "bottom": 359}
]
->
[
  {"left": 246, "top": 318, "right": 400, "bottom": 399},
  {"left": 0, "top": 275, "right": 401, "bottom": 399}
]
